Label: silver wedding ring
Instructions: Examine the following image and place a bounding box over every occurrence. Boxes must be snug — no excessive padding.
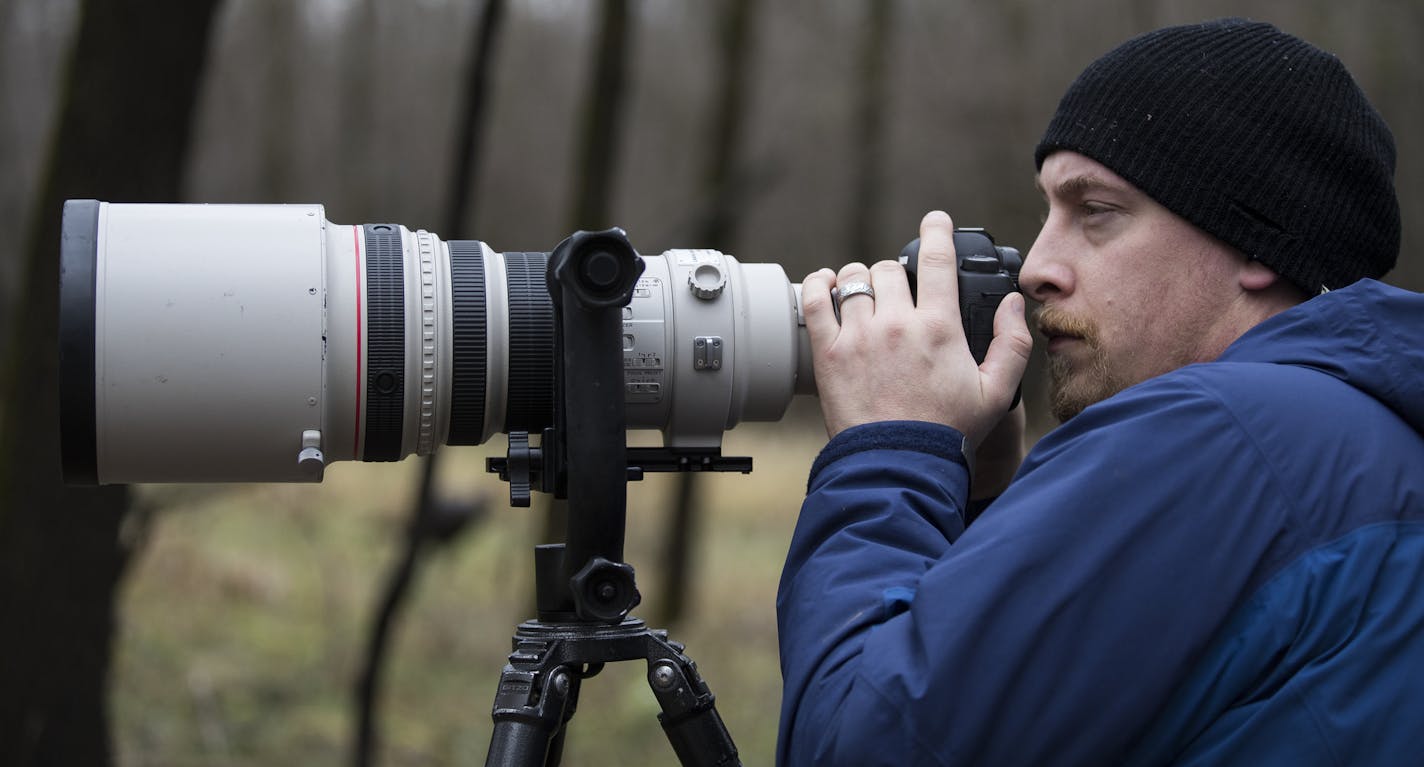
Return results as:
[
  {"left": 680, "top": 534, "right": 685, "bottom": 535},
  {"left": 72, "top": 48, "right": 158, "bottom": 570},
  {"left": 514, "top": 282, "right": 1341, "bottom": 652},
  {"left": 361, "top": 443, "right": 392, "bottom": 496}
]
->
[{"left": 837, "top": 281, "right": 875, "bottom": 302}]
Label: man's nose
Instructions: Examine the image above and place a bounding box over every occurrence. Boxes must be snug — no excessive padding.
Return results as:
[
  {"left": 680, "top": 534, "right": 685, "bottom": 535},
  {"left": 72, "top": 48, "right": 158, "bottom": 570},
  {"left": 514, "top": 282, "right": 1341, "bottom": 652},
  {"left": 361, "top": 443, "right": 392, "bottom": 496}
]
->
[{"left": 1019, "top": 231, "right": 1073, "bottom": 303}]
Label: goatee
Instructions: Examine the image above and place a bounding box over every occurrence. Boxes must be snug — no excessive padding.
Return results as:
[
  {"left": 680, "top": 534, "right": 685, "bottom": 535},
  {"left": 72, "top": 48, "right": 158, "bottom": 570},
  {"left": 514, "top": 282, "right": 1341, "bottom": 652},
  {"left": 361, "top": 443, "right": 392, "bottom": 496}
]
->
[{"left": 1035, "top": 305, "right": 1131, "bottom": 422}]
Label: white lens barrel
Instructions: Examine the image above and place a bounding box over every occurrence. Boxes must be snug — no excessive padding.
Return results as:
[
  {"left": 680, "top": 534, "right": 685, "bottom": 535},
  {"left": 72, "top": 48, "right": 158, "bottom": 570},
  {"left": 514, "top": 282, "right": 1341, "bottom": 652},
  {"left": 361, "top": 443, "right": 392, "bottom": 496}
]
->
[
  {"left": 60, "top": 201, "right": 812, "bottom": 484},
  {"left": 87, "top": 202, "right": 331, "bottom": 483},
  {"left": 623, "top": 252, "right": 808, "bottom": 448}
]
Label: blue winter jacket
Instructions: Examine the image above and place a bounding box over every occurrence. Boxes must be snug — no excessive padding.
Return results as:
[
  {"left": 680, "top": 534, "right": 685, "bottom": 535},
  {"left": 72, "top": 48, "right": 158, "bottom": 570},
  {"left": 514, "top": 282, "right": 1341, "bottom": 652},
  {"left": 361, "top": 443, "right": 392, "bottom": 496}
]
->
[{"left": 778, "top": 279, "right": 1424, "bottom": 766}]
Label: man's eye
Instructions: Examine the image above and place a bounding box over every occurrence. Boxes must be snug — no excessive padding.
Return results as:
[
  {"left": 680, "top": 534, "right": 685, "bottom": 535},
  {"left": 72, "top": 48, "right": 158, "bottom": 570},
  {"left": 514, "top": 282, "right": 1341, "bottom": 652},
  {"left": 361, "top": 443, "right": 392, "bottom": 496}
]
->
[{"left": 1080, "top": 202, "right": 1113, "bottom": 217}]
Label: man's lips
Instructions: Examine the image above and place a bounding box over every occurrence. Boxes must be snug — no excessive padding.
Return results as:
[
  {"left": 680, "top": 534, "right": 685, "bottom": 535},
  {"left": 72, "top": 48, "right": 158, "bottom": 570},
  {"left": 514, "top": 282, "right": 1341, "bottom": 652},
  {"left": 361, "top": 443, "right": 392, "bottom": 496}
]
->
[
  {"left": 1044, "top": 333, "right": 1082, "bottom": 354},
  {"left": 1034, "top": 305, "right": 1095, "bottom": 355}
]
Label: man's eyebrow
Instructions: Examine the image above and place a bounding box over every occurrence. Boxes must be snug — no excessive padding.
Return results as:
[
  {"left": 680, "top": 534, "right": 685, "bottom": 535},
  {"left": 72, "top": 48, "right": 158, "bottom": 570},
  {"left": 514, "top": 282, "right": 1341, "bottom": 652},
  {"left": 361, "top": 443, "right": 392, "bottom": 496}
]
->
[{"left": 1034, "top": 173, "right": 1122, "bottom": 200}]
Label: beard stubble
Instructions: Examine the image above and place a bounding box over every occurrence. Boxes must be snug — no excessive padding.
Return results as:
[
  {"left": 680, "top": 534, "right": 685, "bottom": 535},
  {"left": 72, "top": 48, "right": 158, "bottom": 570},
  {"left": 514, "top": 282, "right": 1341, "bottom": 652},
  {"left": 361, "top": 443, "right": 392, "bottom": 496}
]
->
[{"left": 1035, "top": 305, "right": 1132, "bottom": 422}]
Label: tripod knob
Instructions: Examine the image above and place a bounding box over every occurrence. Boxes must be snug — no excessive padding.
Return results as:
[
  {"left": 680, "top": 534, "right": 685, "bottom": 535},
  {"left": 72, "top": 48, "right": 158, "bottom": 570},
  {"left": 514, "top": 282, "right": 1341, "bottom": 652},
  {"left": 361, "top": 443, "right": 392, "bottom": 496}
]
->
[
  {"left": 570, "top": 557, "right": 641, "bottom": 623},
  {"left": 505, "top": 431, "right": 540, "bottom": 507}
]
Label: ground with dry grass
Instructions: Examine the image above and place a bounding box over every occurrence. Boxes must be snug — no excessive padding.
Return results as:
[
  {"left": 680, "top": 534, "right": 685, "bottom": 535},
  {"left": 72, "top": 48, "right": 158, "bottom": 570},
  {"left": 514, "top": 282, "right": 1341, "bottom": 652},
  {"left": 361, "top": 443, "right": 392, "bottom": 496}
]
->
[{"left": 113, "top": 407, "right": 825, "bottom": 767}]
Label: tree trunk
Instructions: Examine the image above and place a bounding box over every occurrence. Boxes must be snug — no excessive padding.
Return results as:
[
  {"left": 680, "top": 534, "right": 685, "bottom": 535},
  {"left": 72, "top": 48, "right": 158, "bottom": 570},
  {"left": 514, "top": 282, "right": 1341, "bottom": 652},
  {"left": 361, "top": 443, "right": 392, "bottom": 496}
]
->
[
  {"left": 259, "top": 0, "right": 296, "bottom": 199},
  {"left": 847, "top": 0, "right": 895, "bottom": 264},
  {"left": 355, "top": 1, "right": 508, "bottom": 762},
  {"left": 567, "top": 0, "right": 634, "bottom": 232},
  {"left": 339, "top": 0, "right": 379, "bottom": 222},
  {"left": 694, "top": 0, "right": 759, "bottom": 250},
  {"left": 659, "top": 0, "right": 760, "bottom": 627},
  {"left": 444, "top": 0, "right": 508, "bottom": 239},
  {"left": 543, "top": 0, "right": 638, "bottom": 548},
  {"left": 0, "top": 1, "right": 222, "bottom": 764}
]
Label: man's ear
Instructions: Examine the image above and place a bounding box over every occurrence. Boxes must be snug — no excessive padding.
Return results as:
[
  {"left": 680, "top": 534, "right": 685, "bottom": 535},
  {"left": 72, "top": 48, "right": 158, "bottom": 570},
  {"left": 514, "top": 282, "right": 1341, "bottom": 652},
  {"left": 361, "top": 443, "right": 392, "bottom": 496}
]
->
[
  {"left": 1239, "top": 258, "right": 1282, "bottom": 292},
  {"left": 1240, "top": 258, "right": 1311, "bottom": 306}
]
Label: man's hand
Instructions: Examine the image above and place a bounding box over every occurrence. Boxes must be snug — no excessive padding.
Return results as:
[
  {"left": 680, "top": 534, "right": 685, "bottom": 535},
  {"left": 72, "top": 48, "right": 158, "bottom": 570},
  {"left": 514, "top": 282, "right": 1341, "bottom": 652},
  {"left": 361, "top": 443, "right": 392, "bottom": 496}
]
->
[
  {"left": 803, "top": 210, "right": 1033, "bottom": 448},
  {"left": 972, "top": 401, "right": 1026, "bottom": 499}
]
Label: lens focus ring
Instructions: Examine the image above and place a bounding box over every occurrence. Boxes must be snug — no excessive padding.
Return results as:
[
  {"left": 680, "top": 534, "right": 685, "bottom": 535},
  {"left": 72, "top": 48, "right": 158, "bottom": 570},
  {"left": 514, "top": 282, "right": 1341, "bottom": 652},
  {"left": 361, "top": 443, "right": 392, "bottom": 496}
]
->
[
  {"left": 503, "top": 252, "right": 555, "bottom": 432},
  {"left": 447, "top": 240, "right": 488, "bottom": 445},
  {"left": 363, "top": 224, "right": 405, "bottom": 461}
]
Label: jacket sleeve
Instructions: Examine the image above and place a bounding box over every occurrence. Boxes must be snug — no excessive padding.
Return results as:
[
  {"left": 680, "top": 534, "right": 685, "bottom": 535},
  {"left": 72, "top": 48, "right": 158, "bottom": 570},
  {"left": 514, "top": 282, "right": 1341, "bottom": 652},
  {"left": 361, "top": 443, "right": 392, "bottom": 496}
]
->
[{"left": 777, "top": 376, "right": 1294, "bottom": 766}]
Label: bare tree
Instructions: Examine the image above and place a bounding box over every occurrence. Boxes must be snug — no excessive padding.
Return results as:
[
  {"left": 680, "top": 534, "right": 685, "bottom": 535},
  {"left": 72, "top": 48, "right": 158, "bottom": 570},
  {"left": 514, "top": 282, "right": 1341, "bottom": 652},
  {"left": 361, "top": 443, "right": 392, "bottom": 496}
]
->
[
  {"left": 353, "top": 1, "right": 507, "bottom": 764},
  {"left": 259, "top": 0, "right": 296, "bottom": 199},
  {"left": 540, "top": 0, "right": 638, "bottom": 547},
  {"left": 0, "top": 2, "right": 222, "bottom": 764},
  {"left": 847, "top": 0, "right": 896, "bottom": 264},
  {"left": 568, "top": 0, "right": 635, "bottom": 232},
  {"left": 695, "top": 0, "right": 760, "bottom": 250},
  {"left": 445, "top": 0, "right": 510, "bottom": 239},
  {"left": 339, "top": 0, "right": 379, "bottom": 222},
  {"left": 658, "top": 0, "right": 761, "bottom": 627}
]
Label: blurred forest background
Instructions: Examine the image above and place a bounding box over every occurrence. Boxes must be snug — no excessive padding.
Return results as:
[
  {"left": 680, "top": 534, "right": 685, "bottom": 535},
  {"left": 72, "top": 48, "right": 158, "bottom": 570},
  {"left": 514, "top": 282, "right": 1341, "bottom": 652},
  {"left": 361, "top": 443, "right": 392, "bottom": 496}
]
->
[{"left": 1, "top": 0, "right": 1420, "bottom": 765}]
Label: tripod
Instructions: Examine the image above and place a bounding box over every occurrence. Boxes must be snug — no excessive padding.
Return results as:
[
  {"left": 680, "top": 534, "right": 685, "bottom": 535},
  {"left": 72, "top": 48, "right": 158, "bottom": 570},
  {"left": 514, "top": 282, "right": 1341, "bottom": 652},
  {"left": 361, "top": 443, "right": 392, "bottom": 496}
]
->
[{"left": 484, "top": 229, "right": 743, "bottom": 766}]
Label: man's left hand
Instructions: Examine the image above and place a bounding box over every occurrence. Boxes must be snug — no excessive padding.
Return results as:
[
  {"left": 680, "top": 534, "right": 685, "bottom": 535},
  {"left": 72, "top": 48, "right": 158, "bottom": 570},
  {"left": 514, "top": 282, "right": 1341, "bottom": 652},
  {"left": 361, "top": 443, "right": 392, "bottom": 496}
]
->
[{"left": 802, "top": 210, "right": 1033, "bottom": 448}]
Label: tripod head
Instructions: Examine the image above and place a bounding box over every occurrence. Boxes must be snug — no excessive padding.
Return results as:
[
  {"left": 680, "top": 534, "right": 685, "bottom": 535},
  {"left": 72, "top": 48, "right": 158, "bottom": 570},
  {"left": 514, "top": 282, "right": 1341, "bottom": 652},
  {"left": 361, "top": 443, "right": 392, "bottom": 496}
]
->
[
  {"left": 480, "top": 228, "right": 743, "bottom": 766},
  {"left": 485, "top": 228, "right": 738, "bottom": 623},
  {"left": 545, "top": 227, "right": 644, "bottom": 622}
]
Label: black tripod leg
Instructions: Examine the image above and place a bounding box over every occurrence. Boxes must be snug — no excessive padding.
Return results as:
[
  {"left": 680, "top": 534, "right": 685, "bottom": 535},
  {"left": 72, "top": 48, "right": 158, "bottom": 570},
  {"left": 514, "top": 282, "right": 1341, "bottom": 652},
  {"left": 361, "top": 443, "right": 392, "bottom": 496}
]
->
[
  {"left": 647, "top": 657, "right": 741, "bottom": 767},
  {"left": 486, "top": 664, "right": 578, "bottom": 767}
]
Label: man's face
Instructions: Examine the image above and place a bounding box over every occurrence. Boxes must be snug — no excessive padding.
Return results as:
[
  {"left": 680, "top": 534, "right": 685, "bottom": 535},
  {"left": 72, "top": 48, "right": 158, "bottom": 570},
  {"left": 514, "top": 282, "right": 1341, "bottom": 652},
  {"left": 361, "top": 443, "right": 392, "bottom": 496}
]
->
[{"left": 1020, "top": 151, "right": 1250, "bottom": 421}]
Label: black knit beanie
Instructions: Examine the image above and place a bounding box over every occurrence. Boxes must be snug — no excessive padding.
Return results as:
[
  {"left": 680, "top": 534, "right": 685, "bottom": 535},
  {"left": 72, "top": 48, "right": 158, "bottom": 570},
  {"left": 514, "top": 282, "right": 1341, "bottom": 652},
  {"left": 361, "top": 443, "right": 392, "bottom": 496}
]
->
[{"left": 1035, "top": 18, "right": 1400, "bottom": 294}]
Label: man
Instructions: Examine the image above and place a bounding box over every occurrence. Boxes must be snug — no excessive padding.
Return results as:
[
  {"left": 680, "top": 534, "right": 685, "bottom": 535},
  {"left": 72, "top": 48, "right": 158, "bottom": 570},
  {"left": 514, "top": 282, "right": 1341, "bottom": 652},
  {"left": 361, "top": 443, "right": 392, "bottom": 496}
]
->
[{"left": 778, "top": 18, "right": 1424, "bottom": 766}]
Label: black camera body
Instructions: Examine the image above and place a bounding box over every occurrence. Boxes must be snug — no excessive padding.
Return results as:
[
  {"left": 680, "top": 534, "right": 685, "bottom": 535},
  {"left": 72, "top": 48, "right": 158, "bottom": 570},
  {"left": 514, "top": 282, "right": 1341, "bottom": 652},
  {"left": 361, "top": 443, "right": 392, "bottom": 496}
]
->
[{"left": 899, "top": 228, "right": 1022, "bottom": 364}]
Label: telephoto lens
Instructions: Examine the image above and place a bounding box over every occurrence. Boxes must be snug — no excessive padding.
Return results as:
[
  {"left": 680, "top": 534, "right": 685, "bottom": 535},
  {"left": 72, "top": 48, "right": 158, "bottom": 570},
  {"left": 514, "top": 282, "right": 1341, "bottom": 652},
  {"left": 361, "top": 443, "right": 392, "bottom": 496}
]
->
[{"left": 59, "top": 201, "right": 813, "bottom": 484}]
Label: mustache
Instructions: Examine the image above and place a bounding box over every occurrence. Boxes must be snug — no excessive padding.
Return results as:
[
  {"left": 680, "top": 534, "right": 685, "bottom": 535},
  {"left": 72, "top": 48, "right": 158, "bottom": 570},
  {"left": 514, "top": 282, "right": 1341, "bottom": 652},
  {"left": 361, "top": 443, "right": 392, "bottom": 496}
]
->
[{"left": 1034, "top": 305, "right": 1099, "bottom": 346}]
